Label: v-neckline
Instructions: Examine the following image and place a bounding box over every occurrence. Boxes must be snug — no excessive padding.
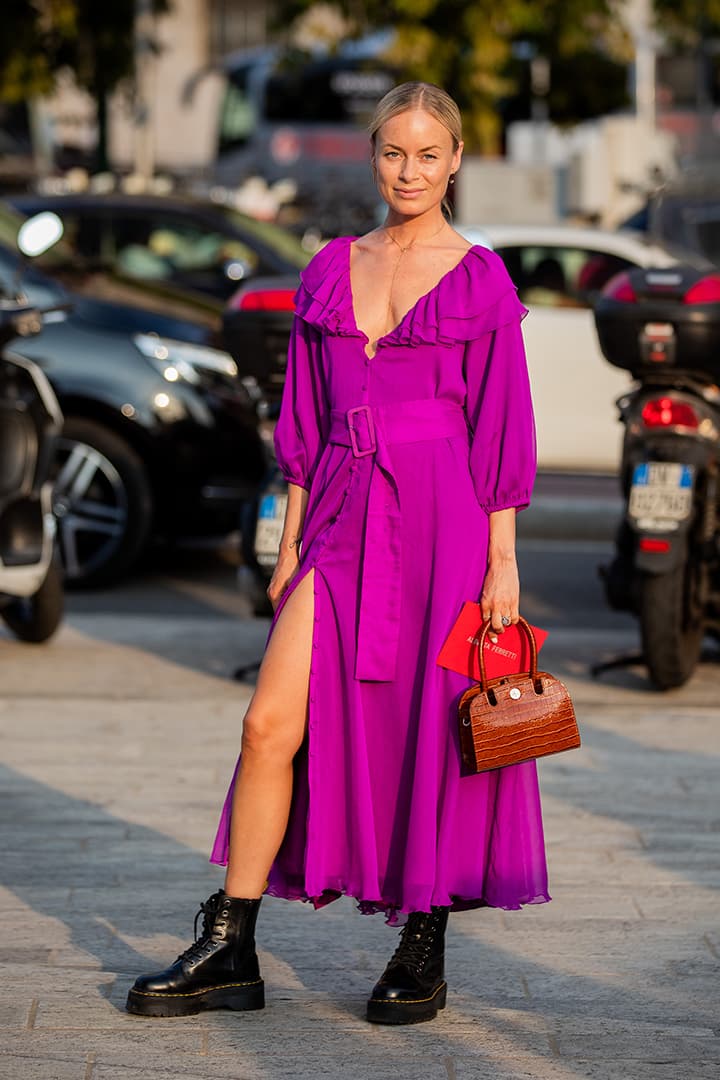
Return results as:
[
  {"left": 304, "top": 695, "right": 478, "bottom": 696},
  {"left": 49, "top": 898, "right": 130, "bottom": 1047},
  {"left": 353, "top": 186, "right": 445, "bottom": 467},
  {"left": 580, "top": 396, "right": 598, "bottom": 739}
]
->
[{"left": 347, "top": 237, "right": 477, "bottom": 360}]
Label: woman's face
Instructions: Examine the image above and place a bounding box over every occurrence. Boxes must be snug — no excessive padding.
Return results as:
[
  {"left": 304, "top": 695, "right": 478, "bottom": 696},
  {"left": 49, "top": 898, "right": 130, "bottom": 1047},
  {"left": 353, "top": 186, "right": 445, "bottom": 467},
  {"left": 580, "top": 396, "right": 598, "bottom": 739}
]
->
[{"left": 372, "top": 108, "right": 463, "bottom": 218}]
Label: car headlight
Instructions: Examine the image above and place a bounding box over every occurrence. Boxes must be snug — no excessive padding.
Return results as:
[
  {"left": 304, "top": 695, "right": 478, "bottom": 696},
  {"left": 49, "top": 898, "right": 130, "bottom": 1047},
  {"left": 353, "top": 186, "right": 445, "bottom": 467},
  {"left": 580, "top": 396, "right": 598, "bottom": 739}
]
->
[{"left": 133, "top": 332, "right": 238, "bottom": 385}]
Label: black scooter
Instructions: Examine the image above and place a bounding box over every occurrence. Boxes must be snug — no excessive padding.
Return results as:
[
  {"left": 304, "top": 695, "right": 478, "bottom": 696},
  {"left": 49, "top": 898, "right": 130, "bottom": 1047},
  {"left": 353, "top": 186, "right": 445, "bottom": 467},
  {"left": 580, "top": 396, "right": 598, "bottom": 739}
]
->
[
  {"left": 0, "top": 214, "right": 65, "bottom": 643},
  {"left": 594, "top": 263, "right": 720, "bottom": 688}
]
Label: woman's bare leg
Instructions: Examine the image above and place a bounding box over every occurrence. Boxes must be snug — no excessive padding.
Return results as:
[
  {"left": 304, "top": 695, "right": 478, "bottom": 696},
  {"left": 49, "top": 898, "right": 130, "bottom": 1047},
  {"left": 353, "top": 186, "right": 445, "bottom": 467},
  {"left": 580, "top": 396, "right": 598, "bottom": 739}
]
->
[{"left": 224, "top": 570, "right": 315, "bottom": 898}]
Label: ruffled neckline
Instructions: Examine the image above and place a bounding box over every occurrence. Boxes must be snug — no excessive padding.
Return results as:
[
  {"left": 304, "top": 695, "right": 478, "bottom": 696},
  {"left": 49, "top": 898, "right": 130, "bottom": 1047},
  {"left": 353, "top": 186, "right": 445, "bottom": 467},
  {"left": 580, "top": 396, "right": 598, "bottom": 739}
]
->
[{"left": 294, "top": 235, "right": 527, "bottom": 349}]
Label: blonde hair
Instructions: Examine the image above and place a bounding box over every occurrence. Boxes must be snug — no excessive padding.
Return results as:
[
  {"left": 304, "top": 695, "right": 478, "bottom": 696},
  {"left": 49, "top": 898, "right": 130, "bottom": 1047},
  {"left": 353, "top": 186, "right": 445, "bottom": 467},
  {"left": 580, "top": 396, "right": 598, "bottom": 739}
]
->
[{"left": 369, "top": 82, "right": 462, "bottom": 151}]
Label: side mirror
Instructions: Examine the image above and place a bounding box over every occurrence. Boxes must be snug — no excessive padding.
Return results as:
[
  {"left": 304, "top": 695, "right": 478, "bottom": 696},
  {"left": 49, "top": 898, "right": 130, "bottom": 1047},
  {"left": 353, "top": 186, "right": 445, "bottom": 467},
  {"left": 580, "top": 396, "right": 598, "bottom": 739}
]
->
[{"left": 17, "top": 212, "right": 64, "bottom": 258}]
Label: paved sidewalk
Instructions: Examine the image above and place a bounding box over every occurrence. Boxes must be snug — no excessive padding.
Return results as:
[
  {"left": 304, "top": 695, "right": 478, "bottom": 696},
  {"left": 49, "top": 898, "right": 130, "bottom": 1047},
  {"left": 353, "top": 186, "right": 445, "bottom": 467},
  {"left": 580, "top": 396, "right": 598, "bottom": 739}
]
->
[{"left": 0, "top": 608, "right": 718, "bottom": 1080}]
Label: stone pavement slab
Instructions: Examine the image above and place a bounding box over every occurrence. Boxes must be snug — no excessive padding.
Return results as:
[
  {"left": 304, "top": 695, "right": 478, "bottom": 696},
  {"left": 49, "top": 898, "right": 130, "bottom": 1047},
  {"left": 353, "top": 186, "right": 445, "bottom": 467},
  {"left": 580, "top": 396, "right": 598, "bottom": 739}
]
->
[{"left": 1, "top": 608, "right": 719, "bottom": 1080}]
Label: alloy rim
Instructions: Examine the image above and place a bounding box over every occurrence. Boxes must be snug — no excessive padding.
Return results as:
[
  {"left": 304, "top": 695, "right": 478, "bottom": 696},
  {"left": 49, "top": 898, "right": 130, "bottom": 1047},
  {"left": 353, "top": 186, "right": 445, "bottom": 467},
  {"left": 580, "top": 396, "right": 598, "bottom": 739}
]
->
[{"left": 52, "top": 439, "right": 128, "bottom": 580}]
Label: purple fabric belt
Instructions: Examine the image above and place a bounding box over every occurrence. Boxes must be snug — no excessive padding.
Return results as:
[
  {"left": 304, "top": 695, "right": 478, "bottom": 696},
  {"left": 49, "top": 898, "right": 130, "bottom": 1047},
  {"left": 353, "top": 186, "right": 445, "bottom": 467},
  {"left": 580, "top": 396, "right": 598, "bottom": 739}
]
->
[{"left": 328, "top": 399, "right": 469, "bottom": 681}]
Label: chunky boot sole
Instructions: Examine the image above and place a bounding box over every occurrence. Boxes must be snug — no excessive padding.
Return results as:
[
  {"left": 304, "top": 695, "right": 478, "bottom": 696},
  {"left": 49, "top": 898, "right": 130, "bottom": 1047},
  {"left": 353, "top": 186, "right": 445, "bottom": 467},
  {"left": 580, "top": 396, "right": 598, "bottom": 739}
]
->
[
  {"left": 366, "top": 980, "right": 447, "bottom": 1025},
  {"left": 126, "top": 978, "right": 265, "bottom": 1018}
]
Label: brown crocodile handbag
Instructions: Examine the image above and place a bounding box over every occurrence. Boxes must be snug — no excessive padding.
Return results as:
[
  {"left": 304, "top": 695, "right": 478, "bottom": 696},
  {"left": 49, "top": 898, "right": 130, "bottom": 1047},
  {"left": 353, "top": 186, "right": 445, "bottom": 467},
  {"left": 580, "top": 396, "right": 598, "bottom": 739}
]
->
[{"left": 457, "top": 616, "right": 580, "bottom": 773}]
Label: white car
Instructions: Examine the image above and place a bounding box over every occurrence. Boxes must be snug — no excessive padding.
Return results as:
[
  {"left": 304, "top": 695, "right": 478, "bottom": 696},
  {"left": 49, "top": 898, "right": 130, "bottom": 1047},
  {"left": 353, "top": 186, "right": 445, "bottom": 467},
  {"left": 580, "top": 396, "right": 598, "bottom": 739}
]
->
[{"left": 459, "top": 224, "right": 687, "bottom": 473}]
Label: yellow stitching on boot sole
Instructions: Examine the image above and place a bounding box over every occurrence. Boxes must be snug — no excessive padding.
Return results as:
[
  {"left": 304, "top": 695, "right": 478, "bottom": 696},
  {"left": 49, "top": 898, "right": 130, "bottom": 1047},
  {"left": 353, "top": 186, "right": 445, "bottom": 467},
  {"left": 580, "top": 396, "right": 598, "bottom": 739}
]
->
[
  {"left": 369, "top": 981, "right": 446, "bottom": 1005},
  {"left": 130, "top": 979, "right": 263, "bottom": 998}
]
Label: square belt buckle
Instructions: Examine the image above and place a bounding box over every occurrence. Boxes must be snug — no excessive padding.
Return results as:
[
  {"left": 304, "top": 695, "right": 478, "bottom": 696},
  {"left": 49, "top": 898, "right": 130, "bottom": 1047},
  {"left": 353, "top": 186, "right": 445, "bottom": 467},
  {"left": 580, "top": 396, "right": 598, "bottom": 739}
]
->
[{"left": 346, "top": 405, "right": 376, "bottom": 457}]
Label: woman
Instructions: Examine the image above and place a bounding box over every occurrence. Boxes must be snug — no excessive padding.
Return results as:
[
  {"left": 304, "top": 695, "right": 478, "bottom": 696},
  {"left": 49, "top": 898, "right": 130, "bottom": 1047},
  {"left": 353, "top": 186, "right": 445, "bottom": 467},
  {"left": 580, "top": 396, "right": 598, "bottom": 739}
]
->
[{"left": 127, "top": 82, "right": 549, "bottom": 1026}]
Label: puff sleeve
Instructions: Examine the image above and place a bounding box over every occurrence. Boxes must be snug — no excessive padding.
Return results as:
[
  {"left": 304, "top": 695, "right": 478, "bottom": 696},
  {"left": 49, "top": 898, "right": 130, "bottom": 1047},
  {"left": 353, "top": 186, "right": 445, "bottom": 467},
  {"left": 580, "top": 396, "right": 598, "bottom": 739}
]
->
[
  {"left": 464, "top": 296, "right": 536, "bottom": 514},
  {"left": 273, "top": 314, "right": 329, "bottom": 491}
]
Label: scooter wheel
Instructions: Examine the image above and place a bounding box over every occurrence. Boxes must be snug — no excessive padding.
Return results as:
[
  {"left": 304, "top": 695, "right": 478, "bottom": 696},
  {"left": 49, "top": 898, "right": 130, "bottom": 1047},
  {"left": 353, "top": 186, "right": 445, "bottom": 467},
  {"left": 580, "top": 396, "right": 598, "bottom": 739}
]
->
[
  {"left": 1, "top": 553, "right": 64, "bottom": 643},
  {"left": 639, "top": 563, "right": 704, "bottom": 690}
]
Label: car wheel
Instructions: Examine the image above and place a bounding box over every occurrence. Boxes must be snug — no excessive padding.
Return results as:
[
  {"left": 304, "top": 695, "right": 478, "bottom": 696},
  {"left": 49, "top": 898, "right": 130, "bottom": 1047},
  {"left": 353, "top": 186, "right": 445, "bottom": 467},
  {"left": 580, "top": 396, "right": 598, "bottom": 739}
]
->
[
  {"left": 52, "top": 418, "right": 153, "bottom": 588},
  {"left": 1, "top": 553, "right": 64, "bottom": 643}
]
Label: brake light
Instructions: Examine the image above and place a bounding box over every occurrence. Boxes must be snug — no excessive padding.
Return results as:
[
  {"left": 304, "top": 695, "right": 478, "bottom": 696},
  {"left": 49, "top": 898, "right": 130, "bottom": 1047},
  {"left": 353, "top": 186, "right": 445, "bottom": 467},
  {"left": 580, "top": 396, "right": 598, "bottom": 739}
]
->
[
  {"left": 639, "top": 538, "right": 671, "bottom": 553},
  {"left": 683, "top": 274, "right": 720, "bottom": 304},
  {"left": 641, "top": 397, "right": 700, "bottom": 429},
  {"left": 231, "top": 289, "right": 296, "bottom": 312},
  {"left": 603, "top": 271, "right": 637, "bottom": 302}
]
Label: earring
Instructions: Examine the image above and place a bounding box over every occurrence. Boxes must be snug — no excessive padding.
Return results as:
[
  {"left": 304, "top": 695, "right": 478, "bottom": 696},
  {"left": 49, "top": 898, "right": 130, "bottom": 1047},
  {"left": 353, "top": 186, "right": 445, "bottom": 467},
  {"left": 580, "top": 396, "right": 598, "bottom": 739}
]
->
[{"left": 449, "top": 173, "right": 456, "bottom": 185}]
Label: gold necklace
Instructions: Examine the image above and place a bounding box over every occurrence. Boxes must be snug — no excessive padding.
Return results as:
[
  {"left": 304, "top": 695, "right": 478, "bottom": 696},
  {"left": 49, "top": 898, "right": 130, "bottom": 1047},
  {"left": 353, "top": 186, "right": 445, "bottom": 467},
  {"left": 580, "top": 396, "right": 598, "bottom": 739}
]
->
[
  {"left": 378, "top": 220, "right": 448, "bottom": 342},
  {"left": 383, "top": 219, "right": 448, "bottom": 253}
]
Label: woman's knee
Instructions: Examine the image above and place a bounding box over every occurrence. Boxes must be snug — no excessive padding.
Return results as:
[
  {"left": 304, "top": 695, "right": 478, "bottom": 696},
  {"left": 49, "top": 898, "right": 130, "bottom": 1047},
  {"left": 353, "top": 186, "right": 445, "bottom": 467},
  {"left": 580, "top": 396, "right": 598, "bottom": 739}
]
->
[{"left": 241, "top": 702, "right": 305, "bottom": 762}]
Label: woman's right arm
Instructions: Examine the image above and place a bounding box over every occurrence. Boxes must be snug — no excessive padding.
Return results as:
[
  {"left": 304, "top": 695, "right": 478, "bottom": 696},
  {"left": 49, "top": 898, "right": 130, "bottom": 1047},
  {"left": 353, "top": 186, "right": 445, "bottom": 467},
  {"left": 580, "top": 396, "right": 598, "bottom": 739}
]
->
[
  {"left": 267, "top": 483, "right": 309, "bottom": 609},
  {"left": 269, "top": 310, "right": 328, "bottom": 610}
]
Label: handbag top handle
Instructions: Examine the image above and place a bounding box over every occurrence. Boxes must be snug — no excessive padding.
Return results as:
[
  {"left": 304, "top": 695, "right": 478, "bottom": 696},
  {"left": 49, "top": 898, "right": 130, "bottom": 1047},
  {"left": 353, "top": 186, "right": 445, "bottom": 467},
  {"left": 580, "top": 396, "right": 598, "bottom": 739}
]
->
[{"left": 477, "top": 615, "right": 539, "bottom": 689}]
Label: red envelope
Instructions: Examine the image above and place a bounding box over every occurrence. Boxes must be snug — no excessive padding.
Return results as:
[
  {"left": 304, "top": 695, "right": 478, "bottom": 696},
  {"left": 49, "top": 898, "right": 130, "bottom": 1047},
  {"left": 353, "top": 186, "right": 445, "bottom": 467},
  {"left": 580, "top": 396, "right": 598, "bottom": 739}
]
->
[{"left": 437, "top": 601, "right": 548, "bottom": 681}]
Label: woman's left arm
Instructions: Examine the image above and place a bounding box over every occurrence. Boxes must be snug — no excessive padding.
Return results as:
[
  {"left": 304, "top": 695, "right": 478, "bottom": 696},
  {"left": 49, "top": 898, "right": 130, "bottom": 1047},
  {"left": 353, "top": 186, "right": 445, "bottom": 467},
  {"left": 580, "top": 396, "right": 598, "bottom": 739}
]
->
[
  {"left": 464, "top": 304, "right": 536, "bottom": 633},
  {"left": 480, "top": 509, "right": 519, "bottom": 633}
]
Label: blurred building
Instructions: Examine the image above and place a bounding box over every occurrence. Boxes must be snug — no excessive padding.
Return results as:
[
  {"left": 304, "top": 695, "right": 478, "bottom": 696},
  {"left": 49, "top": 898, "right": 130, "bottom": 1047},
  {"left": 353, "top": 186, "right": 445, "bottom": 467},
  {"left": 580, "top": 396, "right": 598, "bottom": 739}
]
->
[
  {"left": 208, "top": 0, "right": 276, "bottom": 56},
  {"left": 24, "top": 0, "right": 720, "bottom": 226},
  {"left": 41, "top": 0, "right": 278, "bottom": 178}
]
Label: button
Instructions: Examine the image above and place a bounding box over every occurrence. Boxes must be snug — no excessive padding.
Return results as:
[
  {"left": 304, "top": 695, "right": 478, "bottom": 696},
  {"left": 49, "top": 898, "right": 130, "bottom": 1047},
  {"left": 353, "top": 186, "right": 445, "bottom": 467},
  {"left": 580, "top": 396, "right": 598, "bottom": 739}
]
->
[{"left": 361, "top": 384, "right": 367, "bottom": 391}]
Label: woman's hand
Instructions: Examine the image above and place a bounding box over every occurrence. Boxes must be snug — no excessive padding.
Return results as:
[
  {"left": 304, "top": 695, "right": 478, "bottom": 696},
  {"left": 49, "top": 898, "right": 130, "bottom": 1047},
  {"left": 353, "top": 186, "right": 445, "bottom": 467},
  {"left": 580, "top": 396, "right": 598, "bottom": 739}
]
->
[
  {"left": 267, "top": 483, "right": 308, "bottom": 611},
  {"left": 267, "top": 550, "right": 300, "bottom": 611},
  {"left": 480, "top": 551, "right": 520, "bottom": 634}
]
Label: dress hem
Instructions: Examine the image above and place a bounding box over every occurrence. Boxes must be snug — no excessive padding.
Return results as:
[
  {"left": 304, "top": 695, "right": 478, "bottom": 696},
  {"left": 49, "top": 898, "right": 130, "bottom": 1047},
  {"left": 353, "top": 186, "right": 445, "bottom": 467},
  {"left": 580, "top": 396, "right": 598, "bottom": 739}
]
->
[
  {"left": 264, "top": 882, "right": 552, "bottom": 926},
  {"left": 207, "top": 852, "right": 551, "bottom": 925}
]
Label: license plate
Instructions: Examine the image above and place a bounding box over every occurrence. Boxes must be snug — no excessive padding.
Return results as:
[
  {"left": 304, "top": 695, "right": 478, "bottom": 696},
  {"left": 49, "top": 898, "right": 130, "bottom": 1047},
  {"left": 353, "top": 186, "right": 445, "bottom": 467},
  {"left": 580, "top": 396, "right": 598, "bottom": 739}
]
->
[
  {"left": 643, "top": 322, "right": 674, "bottom": 341},
  {"left": 641, "top": 322, "right": 676, "bottom": 364},
  {"left": 254, "top": 492, "right": 287, "bottom": 566},
  {"left": 628, "top": 462, "right": 694, "bottom": 529}
]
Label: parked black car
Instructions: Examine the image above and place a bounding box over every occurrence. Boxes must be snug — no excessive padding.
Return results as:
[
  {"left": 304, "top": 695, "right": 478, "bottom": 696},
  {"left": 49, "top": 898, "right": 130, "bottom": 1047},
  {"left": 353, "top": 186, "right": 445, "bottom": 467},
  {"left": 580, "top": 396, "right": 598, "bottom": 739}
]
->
[
  {"left": 0, "top": 201, "right": 266, "bottom": 587},
  {"left": 8, "top": 193, "right": 311, "bottom": 302},
  {"left": 223, "top": 275, "right": 299, "bottom": 407}
]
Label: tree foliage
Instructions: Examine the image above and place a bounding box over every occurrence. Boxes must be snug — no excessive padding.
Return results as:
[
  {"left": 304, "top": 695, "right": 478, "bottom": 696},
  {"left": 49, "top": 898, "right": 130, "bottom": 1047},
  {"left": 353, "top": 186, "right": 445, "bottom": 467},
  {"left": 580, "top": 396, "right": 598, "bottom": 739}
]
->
[
  {"left": 0, "top": 2, "right": 168, "bottom": 101},
  {"left": 278, "top": 0, "right": 629, "bottom": 151},
  {"left": 653, "top": 0, "right": 720, "bottom": 44},
  {"left": 0, "top": 1, "right": 169, "bottom": 167}
]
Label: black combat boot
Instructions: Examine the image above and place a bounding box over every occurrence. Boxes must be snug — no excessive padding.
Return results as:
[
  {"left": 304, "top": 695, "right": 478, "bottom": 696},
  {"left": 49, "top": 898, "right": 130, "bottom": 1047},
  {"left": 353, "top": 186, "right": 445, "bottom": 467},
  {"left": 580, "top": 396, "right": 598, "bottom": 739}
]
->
[
  {"left": 126, "top": 890, "right": 265, "bottom": 1017},
  {"left": 366, "top": 906, "right": 449, "bottom": 1025}
]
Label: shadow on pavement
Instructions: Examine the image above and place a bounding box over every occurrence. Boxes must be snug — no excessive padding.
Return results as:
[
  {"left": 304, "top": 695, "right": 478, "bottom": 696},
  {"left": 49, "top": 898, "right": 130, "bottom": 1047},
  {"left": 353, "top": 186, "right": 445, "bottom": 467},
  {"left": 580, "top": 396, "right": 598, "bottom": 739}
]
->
[{"left": 1, "top": 752, "right": 718, "bottom": 1076}]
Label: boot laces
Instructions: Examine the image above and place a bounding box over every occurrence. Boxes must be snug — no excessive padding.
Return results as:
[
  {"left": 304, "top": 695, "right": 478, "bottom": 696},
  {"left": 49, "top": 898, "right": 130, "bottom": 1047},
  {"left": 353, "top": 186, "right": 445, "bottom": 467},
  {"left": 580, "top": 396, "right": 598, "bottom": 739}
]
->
[
  {"left": 389, "top": 915, "right": 437, "bottom": 973},
  {"left": 177, "top": 891, "right": 228, "bottom": 964}
]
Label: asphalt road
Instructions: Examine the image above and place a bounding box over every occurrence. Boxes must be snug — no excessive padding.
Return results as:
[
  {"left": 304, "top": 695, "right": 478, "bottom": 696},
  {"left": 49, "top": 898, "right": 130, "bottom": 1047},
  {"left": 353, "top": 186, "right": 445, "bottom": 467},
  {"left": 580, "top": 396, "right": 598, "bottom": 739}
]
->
[
  {"left": 62, "top": 530, "right": 634, "bottom": 636},
  {"left": 61, "top": 512, "right": 718, "bottom": 687},
  {"left": 62, "top": 467, "right": 627, "bottom": 632}
]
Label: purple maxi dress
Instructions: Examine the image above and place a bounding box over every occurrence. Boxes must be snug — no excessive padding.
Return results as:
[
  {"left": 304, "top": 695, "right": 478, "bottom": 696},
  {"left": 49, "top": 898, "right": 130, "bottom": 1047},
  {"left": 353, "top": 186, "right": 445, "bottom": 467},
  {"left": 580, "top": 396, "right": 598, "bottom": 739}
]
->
[{"left": 211, "top": 237, "right": 550, "bottom": 923}]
